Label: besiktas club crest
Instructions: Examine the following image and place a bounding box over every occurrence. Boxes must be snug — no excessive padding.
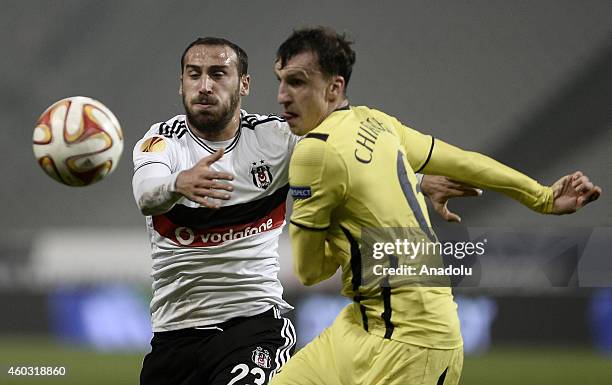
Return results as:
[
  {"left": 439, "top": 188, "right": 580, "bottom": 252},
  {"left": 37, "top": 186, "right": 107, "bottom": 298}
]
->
[
  {"left": 250, "top": 160, "right": 273, "bottom": 189},
  {"left": 251, "top": 346, "right": 271, "bottom": 369}
]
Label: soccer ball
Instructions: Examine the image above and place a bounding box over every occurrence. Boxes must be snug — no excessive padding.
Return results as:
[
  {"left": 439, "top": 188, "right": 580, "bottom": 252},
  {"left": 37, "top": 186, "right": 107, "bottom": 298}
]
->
[{"left": 32, "top": 96, "right": 124, "bottom": 186}]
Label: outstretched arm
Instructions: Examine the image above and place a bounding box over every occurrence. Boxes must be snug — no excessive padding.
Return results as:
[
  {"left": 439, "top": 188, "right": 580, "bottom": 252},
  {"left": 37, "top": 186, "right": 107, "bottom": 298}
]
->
[
  {"left": 390, "top": 115, "right": 597, "bottom": 217},
  {"left": 421, "top": 139, "right": 601, "bottom": 214}
]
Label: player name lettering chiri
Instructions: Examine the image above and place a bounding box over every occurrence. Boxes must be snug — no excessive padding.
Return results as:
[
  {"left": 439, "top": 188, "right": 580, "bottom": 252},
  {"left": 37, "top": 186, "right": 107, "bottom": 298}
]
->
[{"left": 354, "top": 117, "right": 393, "bottom": 164}]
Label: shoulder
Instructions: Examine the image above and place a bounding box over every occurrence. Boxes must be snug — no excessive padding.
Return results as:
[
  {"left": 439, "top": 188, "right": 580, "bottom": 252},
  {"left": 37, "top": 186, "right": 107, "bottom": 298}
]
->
[
  {"left": 138, "top": 115, "right": 188, "bottom": 142},
  {"left": 318, "top": 106, "right": 397, "bottom": 135},
  {"left": 292, "top": 131, "right": 342, "bottom": 169},
  {"left": 241, "top": 110, "right": 299, "bottom": 146},
  {"left": 348, "top": 106, "right": 414, "bottom": 139},
  {"left": 242, "top": 111, "right": 286, "bottom": 131},
  {"left": 352, "top": 106, "right": 394, "bottom": 125},
  {"left": 134, "top": 115, "right": 187, "bottom": 154},
  {"left": 150, "top": 115, "right": 189, "bottom": 140},
  {"left": 290, "top": 131, "right": 347, "bottom": 197}
]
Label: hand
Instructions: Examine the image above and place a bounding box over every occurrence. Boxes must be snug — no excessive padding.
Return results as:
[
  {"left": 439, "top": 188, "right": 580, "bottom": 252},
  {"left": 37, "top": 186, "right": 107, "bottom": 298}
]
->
[
  {"left": 551, "top": 171, "right": 601, "bottom": 214},
  {"left": 421, "top": 175, "right": 482, "bottom": 223},
  {"left": 175, "top": 149, "right": 234, "bottom": 209}
]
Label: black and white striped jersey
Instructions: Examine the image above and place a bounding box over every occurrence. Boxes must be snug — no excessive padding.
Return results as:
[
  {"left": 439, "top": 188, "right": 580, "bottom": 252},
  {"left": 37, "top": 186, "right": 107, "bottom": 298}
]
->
[{"left": 133, "top": 110, "right": 298, "bottom": 332}]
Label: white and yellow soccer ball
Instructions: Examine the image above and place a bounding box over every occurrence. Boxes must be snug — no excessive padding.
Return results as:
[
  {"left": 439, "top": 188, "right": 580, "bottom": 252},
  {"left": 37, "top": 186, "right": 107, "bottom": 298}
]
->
[{"left": 32, "top": 96, "right": 124, "bottom": 186}]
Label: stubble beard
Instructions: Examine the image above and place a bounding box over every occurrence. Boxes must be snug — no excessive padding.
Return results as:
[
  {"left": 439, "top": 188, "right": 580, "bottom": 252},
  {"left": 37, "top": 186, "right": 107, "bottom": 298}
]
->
[{"left": 183, "top": 87, "right": 241, "bottom": 136}]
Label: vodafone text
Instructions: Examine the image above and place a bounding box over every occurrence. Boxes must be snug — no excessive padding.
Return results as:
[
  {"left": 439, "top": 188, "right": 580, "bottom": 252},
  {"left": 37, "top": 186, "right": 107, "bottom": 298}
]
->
[{"left": 175, "top": 219, "right": 274, "bottom": 246}]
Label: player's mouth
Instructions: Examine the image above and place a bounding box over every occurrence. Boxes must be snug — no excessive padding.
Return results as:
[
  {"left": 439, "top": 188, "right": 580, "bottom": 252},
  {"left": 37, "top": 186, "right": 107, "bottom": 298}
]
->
[
  {"left": 282, "top": 112, "right": 299, "bottom": 123},
  {"left": 193, "top": 99, "right": 217, "bottom": 109},
  {"left": 194, "top": 103, "right": 215, "bottom": 109}
]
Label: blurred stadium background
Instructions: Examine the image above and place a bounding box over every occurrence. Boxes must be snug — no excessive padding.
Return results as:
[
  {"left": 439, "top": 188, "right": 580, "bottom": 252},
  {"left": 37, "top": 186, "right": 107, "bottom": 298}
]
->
[{"left": 1, "top": 1, "right": 612, "bottom": 384}]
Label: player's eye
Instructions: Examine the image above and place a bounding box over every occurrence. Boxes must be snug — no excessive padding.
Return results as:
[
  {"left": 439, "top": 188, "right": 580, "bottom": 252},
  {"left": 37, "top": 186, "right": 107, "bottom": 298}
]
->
[{"left": 288, "top": 78, "right": 305, "bottom": 86}]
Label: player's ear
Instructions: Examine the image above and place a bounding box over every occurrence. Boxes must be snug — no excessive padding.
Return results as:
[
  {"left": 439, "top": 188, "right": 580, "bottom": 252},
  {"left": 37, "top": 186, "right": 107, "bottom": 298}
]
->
[
  {"left": 240, "top": 74, "right": 250, "bottom": 96},
  {"left": 178, "top": 76, "right": 183, "bottom": 96},
  {"left": 327, "top": 76, "right": 345, "bottom": 101}
]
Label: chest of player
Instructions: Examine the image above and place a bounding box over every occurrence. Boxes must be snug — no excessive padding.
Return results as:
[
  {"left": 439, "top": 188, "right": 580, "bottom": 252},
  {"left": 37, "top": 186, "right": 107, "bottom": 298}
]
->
[{"left": 180, "top": 134, "right": 290, "bottom": 205}]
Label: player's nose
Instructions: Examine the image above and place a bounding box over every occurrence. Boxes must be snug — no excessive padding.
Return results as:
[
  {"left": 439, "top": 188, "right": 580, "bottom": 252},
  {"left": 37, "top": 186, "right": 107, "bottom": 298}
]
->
[
  {"left": 199, "top": 75, "right": 214, "bottom": 94},
  {"left": 277, "top": 83, "right": 291, "bottom": 105}
]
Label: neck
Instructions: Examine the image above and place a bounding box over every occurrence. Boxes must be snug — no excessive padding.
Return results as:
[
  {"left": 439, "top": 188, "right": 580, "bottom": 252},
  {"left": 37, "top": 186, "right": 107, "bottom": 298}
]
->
[
  {"left": 307, "top": 98, "right": 349, "bottom": 135},
  {"left": 327, "top": 97, "right": 349, "bottom": 116}
]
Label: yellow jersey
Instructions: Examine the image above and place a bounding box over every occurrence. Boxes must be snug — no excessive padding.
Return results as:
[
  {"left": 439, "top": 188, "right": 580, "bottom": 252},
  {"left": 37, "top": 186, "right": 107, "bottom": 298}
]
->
[{"left": 288, "top": 105, "right": 553, "bottom": 349}]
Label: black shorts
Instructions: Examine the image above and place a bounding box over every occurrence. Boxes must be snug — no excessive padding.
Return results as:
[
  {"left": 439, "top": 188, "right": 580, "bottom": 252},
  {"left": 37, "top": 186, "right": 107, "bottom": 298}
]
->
[{"left": 140, "top": 308, "right": 296, "bottom": 385}]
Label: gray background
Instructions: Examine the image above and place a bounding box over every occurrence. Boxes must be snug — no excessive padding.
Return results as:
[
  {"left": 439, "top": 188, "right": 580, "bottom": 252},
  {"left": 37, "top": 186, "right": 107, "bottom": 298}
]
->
[{"left": 2, "top": 0, "right": 611, "bottom": 232}]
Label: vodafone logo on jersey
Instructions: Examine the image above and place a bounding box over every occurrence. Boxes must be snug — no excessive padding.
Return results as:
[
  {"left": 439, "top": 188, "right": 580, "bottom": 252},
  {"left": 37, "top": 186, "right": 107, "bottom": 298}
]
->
[
  {"left": 153, "top": 203, "right": 286, "bottom": 247},
  {"left": 174, "top": 219, "right": 273, "bottom": 246}
]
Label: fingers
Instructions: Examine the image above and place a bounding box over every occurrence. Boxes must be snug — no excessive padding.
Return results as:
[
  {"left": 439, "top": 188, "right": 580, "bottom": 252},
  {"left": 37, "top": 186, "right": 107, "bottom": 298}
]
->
[
  {"left": 422, "top": 176, "right": 482, "bottom": 198},
  {"left": 444, "top": 179, "right": 483, "bottom": 197},
  {"left": 196, "top": 179, "right": 234, "bottom": 192},
  {"left": 190, "top": 181, "right": 233, "bottom": 209},
  {"left": 452, "top": 187, "right": 481, "bottom": 197},
  {"left": 190, "top": 195, "right": 222, "bottom": 209},
  {"left": 187, "top": 188, "right": 231, "bottom": 209},
  {"left": 577, "top": 186, "right": 602, "bottom": 208},
  {"left": 589, "top": 186, "right": 602, "bottom": 203},
  {"left": 433, "top": 201, "right": 461, "bottom": 223},
  {"left": 199, "top": 150, "right": 233, "bottom": 181},
  {"left": 208, "top": 171, "right": 234, "bottom": 181},
  {"left": 446, "top": 179, "right": 477, "bottom": 190},
  {"left": 193, "top": 187, "right": 231, "bottom": 200},
  {"left": 203, "top": 148, "right": 225, "bottom": 166},
  {"left": 209, "top": 181, "right": 234, "bottom": 192},
  {"left": 434, "top": 186, "right": 480, "bottom": 198},
  {"left": 552, "top": 171, "right": 601, "bottom": 213},
  {"left": 571, "top": 172, "right": 602, "bottom": 205},
  {"left": 571, "top": 171, "right": 584, "bottom": 180},
  {"left": 571, "top": 174, "right": 593, "bottom": 193},
  {"left": 180, "top": 191, "right": 216, "bottom": 208},
  {"left": 175, "top": 150, "right": 237, "bottom": 209},
  {"left": 443, "top": 209, "right": 462, "bottom": 223}
]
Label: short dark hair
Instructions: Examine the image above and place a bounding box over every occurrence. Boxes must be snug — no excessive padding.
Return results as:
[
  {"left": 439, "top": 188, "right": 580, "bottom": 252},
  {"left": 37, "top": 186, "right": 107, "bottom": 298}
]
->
[
  {"left": 276, "top": 27, "right": 356, "bottom": 90},
  {"left": 181, "top": 37, "right": 248, "bottom": 76}
]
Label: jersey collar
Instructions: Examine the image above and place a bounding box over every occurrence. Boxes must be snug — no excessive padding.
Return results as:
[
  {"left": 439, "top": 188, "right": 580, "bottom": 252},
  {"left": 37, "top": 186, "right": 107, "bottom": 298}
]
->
[{"left": 185, "top": 115, "right": 242, "bottom": 154}]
